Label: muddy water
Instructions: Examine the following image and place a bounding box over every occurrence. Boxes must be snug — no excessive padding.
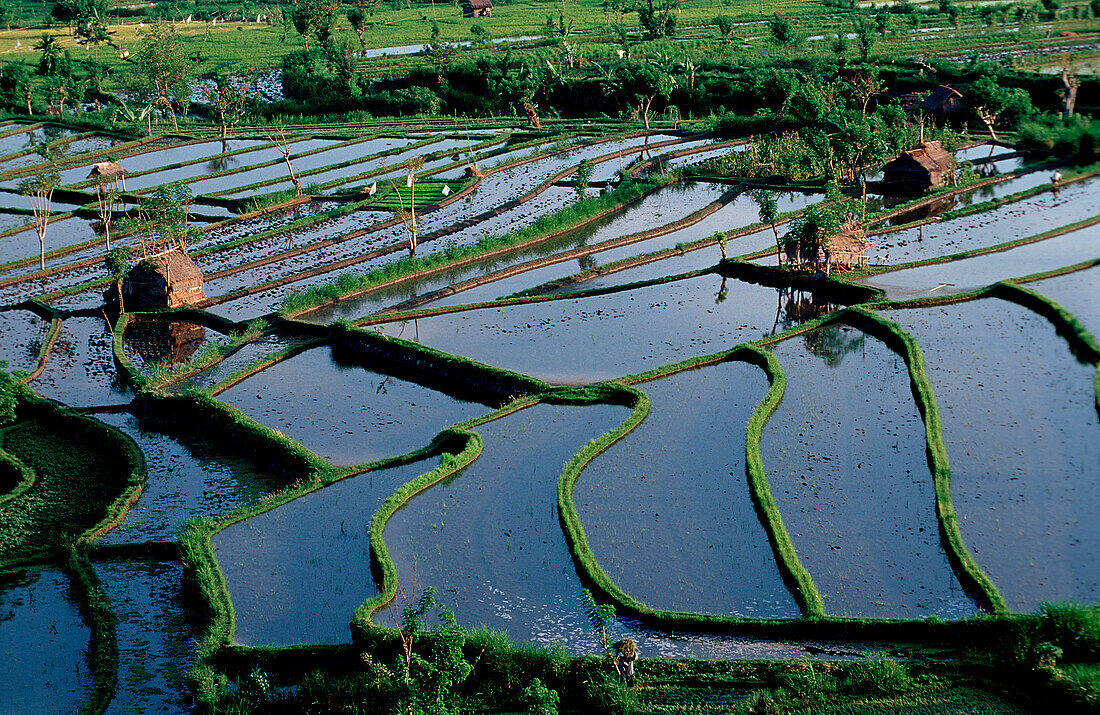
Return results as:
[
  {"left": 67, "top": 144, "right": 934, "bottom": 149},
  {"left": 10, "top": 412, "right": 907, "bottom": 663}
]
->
[
  {"left": 762, "top": 324, "right": 977, "bottom": 619},
  {"left": 96, "top": 560, "right": 196, "bottom": 715},
  {"left": 31, "top": 316, "right": 131, "bottom": 407},
  {"left": 218, "top": 345, "right": 487, "bottom": 466},
  {"left": 859, "top": 220, "right": 1100, "bottom": 299},
  {"left": 576, "top": 361, "right": 800, "bottom": 618},
  {"left": 94, "top": 412, "right": 283, "bottom": 545},
  {"left": 882, "top": 300, "right": 1100, "bottom": 611},
  {"left": 122, "top": 319, "right": 219, "bottom": 371},
  {"left": 393, "top": 273, "right": 787, "bottom": 383},
  {"left": 215, "top": 458, "right": 431, "bottom": 646},
  {"left": 871, "top": 174, "right": 1100, "bottom": 264},
  {"left": 0, "top": 567, "right": 92, "bottom": 714},
  {"left": 1027, "top": 266, "right": 1100, "bottom": 340},
  {"left": 171, "top": 334, "right": 305, "bottom": 392},
  {"left": 0, "top": 308, "right": 48, "bottom": 374},
  {"left": 0, "top": 216, "right": 103, "bottom": 267}
]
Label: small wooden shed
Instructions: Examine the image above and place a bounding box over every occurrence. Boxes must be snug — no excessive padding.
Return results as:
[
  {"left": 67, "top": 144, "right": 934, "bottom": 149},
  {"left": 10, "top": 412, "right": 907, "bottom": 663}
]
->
[
  {"left": 123, "top": 247, "right": 206, "bottom": 310},
  {"left": 882, "top": 140, "right": 957, "bottom": 192},
  {"left": 463, "top": 0, "right": 492, "bottom": 17},
  {"left": 823, "top": 221, "right": 869, "bottom": 273},
  {"left": 918, "top": 85, "right": 962, "bottom": 119}
]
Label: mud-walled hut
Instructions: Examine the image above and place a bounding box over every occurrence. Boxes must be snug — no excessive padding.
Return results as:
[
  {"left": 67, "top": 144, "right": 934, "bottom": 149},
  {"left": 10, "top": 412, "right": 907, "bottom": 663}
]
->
[
  {"left": 463, "top": 0, "right": 492, "bottom": 16},
  {"left": 122, "top": 247, "right": 206, "bottom": 310},
  {"left": 823, "top": 221, "right": 869, "bottom": 274},
  {"left": 882, "top": 140, "right": 956, "bottom": 193}
]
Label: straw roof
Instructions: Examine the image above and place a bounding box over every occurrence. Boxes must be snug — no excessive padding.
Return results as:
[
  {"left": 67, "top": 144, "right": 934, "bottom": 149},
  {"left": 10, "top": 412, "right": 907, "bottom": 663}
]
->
[
  {"left": 826, "top": 221, "right": 868, "bottom": 255},
  {"left": 465, "top": 0, "right": 492, "bottom": 8},
  {"left": 892, "top": 140, "right": 956, "bottom": 175},
  {"left": 87, "top": 161, "right": 127, "bottom": 179},
  {"left": 138, "top": 247, "right": 204, "bottom": 283}
]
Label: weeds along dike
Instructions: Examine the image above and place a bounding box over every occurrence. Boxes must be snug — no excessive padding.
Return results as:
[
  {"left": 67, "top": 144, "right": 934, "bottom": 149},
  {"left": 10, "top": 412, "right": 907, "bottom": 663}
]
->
[{"left": 837, "top": 307, "right": 1008, "bottom": 616}]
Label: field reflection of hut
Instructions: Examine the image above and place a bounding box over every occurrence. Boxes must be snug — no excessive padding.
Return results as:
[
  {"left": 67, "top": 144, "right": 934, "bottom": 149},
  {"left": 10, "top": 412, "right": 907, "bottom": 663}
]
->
[
  {"left": 777, "top": 288, "right": 837, "bottom": 330},
  {"left": 122, "top": 247, "right": 206, "bottom": 310},
  {"left": 125, "top": 320, "right": 207, "bottom": 367},
  {"left": 882, "top": 141, "right": 957, "bottom": 194}
]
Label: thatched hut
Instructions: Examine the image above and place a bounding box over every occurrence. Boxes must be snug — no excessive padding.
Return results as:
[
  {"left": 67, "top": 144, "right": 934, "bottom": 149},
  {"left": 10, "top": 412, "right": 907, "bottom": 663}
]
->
[
  {"left": 87, "top": 161, "right": 127, "bottom": 183},
  {"left": 462, "top": 0, "right": 492, "bottom": 17},
  {"left": 823, "top": 221, "right": 869, "bottom": 274},
  {"left": 122, "top": 247, "right": 206, "bottom": 310},
  {"left": 882, "top": 141, "right": 957, "bottom": 193}
]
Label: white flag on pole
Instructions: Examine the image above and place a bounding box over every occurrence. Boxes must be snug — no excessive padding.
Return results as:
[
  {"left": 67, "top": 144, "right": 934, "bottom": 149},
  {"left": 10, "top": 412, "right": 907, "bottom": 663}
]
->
[
  {"left": 368, "top": 182, "right": 377, "bottom": 196},
  {"left": 406, "top": 174, "right": 414, "bottom": 188},
  {"left": 441, "top": 185, "right": 451, "bottom": 196}
]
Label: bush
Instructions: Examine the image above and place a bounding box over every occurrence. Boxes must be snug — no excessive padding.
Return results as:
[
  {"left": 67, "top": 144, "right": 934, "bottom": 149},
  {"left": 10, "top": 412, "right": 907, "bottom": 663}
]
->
[
  {"left": 1018, "top": 114, "right": 1100, "bottom": 165},
  {"left": 582, "top": 670, "right": 637, "bottom": 715},
  {"left": 841, "top": 658, "right": 913, "bottom": 696}
]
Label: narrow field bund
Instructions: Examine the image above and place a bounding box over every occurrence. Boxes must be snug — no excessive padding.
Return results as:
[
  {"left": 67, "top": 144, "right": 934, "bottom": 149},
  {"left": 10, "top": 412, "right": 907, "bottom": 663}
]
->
[
  {"left": 760, "top": 322, "right": 979, "bottom": 620},
  {"left": 881, "top": 298, "right": 1100, "bottom": 611}
]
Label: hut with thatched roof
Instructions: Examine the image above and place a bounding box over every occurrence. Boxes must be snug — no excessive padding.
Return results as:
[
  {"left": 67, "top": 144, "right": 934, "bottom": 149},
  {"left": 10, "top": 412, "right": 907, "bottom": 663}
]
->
[
  {"left": 87, "top": 161, "right": 127, "bottom": 182},
  {"left": 462, "top": 0, "right": 492, "bottom": 16},
  {"left": 882, "top": 141, "right": 957, "bottom": 193},
  {"left": 122, "top": 247, "right": 206, "bottom": 310},
  {"left": 823, "top": 221, "right": 869, "bottom": 274}
]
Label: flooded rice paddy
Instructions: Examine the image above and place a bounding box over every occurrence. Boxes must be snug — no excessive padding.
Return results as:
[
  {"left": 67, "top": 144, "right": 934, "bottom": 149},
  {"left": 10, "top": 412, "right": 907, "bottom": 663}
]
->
[
  {"left": 883, "top": 300, "right": 1100, "bottom": 610},
  {"left": 218, "top": 345, "right": 488, "bottom": 465},
  {"left": 1, "top": 123, "right": 1098, "bottom": 709},
  {"left": 762, "top": 325, "right": 978, "bottom": 619},
  {"left": 576, "top": 361, "right": 801, "bottom": 618}
]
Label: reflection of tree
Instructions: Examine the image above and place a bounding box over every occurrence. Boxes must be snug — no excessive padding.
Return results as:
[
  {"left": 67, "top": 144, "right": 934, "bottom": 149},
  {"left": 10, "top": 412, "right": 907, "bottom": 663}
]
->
[
  {"left": 803, "top": 323, "right": 865, "bottom": 368},
  {"left": 776, "top": 287, "right": 837, "bottom": 331}
]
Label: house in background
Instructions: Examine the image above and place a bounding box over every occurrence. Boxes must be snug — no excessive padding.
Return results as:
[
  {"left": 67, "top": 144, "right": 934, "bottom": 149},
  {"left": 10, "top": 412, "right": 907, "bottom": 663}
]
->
[
  {"left": 463, "top": 0, "right": 492, "bottom": 17},
  {"left": 882, "top": 140, "right": 957, "bottom": 193}
]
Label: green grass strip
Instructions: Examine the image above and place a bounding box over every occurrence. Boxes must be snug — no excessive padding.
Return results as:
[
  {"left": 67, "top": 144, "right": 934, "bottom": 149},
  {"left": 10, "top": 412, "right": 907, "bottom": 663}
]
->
[
  {"left": 0, "top": 447, "right": 35, "bottom": 507},
  {"left": 65, "top": 548, "right": 118, "bottom": 715},
  {"left": 353, "top": 429, "right": 483, "bottom": 629},
  {"left": 740, "top": 344, "right": 826, "bottom": 618},
  {"left": 18, "top": 315, "right": 61, "bottom": 384},
  {"left": 842, "top": 306, "right": 1008, "bottom": 615},
  {"left": 990, "top": 282, "right": 1100, "bottom": 365}
]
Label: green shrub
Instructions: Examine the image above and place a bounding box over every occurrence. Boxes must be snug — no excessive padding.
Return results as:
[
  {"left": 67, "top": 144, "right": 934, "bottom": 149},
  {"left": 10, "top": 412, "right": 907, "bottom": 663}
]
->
[
  {"left": 840, "top": 658, "right": 913, "bottom": 696},
  {"left": 522, "top": 678, "right": 560, "bottom": 715},
  {"left": 582, "top": 670, "right": 637, "bottom": 715}
]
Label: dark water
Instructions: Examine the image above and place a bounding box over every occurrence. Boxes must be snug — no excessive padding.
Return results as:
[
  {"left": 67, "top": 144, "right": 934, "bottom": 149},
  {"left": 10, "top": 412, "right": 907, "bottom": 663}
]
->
[
  {"left": 122, "top": 319, "right": 219, "bottom": 371},
  {"left": 96, "top": 559, "right": 196, "bottom": 715},
  {"left": 215, "top": 459, "right": 431, "bottom": 646},
  {"left": 172, "top": 334, "right": 304, "bottom": 393},
  {"left": 94, "top": 412, "right": 284, "bottom": 545},
  {"left": 1028, "top": 266, "right": 1100, "bottom": 341},
  {"left": 30, "top": 316, "right": 131, "bottom": 408},
  {"left": 871, "top": 174, "right": 1100, "bottom": 265},
  {"left": 0, "top": 308, "right": 48, "bottom": 374},
  {"left": 0, "top": 567, "right": 93, "bottom": 714},
  {"left": 859, "top": 221, "right": 1100, "bottom": 299},
  {"left": 217, "top": 345, "right": 487, "bottom": 466},
  {"left": 762, "top": 324, "right": 977, "bottom": 619},
  {"left": 397, "top": 274, "right": 789, "bottom": 384},
  {"left": 576, "top": 360, "right": 800, "bottom": 618},
  {"left": 884, "top": 300, "right": 1100, "bottom": 611}
]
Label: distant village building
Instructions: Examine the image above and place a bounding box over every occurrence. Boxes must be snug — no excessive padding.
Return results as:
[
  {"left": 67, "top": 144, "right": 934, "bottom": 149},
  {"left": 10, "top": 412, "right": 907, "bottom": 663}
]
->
[
  {"left": 882, "top": 140, "right": 957, "bottom": 193},
  {"left": 463, "top": 0, "right": 492, "bottom": 17},
  {"left": 122, "top": 247, "right": 206, "bottom": 310},
  {"left": 918, "top": 85, "right": 963, "bottom": 120}
]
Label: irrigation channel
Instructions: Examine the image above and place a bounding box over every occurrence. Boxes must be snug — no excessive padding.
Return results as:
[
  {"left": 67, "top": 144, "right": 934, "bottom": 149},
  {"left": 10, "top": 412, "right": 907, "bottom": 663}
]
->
[{"left": 0, "top": 121, "right": 1098, "bottom": 711}]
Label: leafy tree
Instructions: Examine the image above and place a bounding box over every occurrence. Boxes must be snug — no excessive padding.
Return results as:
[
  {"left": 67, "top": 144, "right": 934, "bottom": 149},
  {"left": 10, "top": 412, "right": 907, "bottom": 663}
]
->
[
  {"left": 345, "top": 0, "right": 379, "bottom": 48},
  {"left": 751, "top": 189, "right": 782, "bottom": 264},
  {"left": 292, "top": 0, "right": 337, "bottom": 51},
  {"left": 105, "top": 245, "right": 131, "bottom": 312},
  {"left": 637, "top": 0, "right": 679, "bottom": 39},
  {"left": 581, "top": 589, "right": 616, "bottom": 658},
  {"left": 18, "top": 145, "right": 60, "bottom": 271},
  {"left": 968, "top": 74, "right": 1035, "bottom": 140},
  {"left": 573, "top": 158, "right": 593, "bottom": 200},
  {"left": 854, "top": 18, "right": 874, "bottom": 59},
  {"left": 119, "top": 181, "right": 197, "bottom": 254},
  {"left": 125, "top": 22, "right": 193, "bottom": 132},
  {"left": 767, "top": 14, "right": 801, "bottom": 47},
  {"left": 393, "top": 587, "right": 473, "bottom": 715},
  {"left": 205, "top": 71, "right": 253, "bottom": 141},
  {"left": 34, "top": 33, "right": 65, "bottom": 77},
  {"left": 470, "top": 23, "right": 490, "bottom": 45},
  {"left": 831, "top": 33, "right": 847, "bottom": 63},
  {"left": 713, "top": 15, "right": 734, "bottom": 44},
  {"left": 0, "top": 64, "right": 33, "bottom": 114},
  {"left": 522, "top": 678, "right": 560, "bottom": 715},
  {"left": 424, "top": 22, "right": 456, "bottom": 87},
  {"left": 615, "top": 61, "right": 673, "bottom": 129}
]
